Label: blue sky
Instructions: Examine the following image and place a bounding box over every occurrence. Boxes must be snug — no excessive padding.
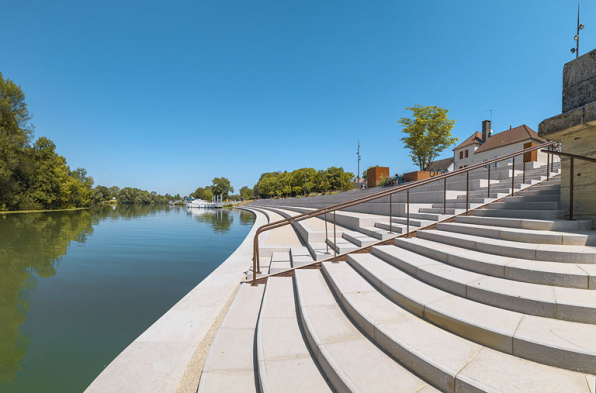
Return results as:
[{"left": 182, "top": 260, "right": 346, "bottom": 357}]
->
[{"left": 2, "top": 0, "right": 594, "bottom": 195}]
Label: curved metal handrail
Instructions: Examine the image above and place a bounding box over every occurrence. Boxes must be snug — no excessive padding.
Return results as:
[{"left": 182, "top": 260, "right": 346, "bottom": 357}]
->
[{"left": 251, "top": 141, "right": 557, "bottom": 285}]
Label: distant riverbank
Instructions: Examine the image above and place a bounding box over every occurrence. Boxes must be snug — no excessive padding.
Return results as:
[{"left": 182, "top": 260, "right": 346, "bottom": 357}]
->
[{"left": 0, "top": 207, "right": 90, "bottom": 215}]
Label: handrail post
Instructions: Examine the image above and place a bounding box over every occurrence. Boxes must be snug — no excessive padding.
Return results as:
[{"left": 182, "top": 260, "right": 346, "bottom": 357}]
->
[
  {"left": 333, "top": 210, "right": 337, "bottom": 260},
  {"left": 325, "top": 212, "right": 329, "bottom": 254},
  {"left": 487, "top": 164, "right": 491, "bottom": 200},
  {"left": 389, "top": 194, "right": 393, "bottom": 233},
  {"left": 511, "top": 157, "right": 515, "bottom": 194},
  {"left": 406, "top": 189, "right": 410, "bottom": 237},
  {"left": 465, "top": 171, "right": 469, "bottom": 214},
  {"left": 547, "top": 146, "right": 550, "bottom": 181},
  {"left": 569, "top": 157, "right": 575, "bottom": 221},
  {"left": 522, "top": 156, "right": 526, "bottom": 185},
  {"left": 443, "top": 177, "right": 446, "bottom": 215}
]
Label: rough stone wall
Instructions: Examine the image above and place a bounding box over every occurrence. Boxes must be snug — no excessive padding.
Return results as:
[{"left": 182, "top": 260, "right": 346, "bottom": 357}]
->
[
  {"left": 540, "top": 48, "right": 596, "bottom": 225},
  {"left": 558, "top": 130, "right": 596, "bottom": 224},
  {"left": 563, "top": 50, "right": 596, "bottom": 112}
]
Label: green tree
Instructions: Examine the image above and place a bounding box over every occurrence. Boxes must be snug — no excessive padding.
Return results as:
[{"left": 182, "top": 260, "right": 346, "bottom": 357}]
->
[
  {"left": 0, "top": 72, "right": 34, "bottom": 210},
  {"left": 203, "top": 188, "right": 214, "bottom": 202},
  {"left": 398, "top": 105, "right": 458, "bottom": 171},
  {"left": 239, "top": 186, "right": 254, "bottom": 200},
  {"left": 191, "top": 187, "right": 206, "bottom": 200},
  {"left": 211, "top": 177, "right": 233, "bottom": 199}
]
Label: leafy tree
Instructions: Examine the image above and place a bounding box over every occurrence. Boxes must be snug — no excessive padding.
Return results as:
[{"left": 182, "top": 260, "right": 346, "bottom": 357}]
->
[
  {"left": 211, "top": 177, "right": 233, "bottom": 199},
  {"left": 0, "top": 72, "right": 34, "bottom": 210},
  {"left": 239, "top": 186, "right": 254, "bottom": 200},
  {"left": 191, "top": 187, "right": 206, "bottom": 200},
  {"left": 203, "top": 188, "right": 214, "bottom": 202},
  {"left": 398, "top": 105, "right": 458, "bottom": 171}
]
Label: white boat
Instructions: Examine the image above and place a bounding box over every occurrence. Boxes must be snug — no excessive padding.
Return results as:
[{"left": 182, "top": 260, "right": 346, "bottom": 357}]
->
[{"left": 184, "top": 196, "right": 223, "bottom": 208}]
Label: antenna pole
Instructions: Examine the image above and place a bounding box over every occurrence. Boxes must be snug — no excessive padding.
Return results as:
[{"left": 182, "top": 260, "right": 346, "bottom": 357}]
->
[
  {"left": 576, "top": 4, "right": 580, "bottom": 59},
  {"left": 357, "top": 141, "right": 361, "bottom": 186}
]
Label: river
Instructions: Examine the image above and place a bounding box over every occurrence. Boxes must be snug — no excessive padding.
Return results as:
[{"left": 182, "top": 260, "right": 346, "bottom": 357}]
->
[{"left": 0, "top": 205, "right": 255, "bottom": 392}]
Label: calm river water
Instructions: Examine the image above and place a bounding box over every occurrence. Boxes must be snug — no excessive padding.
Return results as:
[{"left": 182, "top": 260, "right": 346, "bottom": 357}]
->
[{"left": 0, "top": 205, "right": 255, "bottom": 393}]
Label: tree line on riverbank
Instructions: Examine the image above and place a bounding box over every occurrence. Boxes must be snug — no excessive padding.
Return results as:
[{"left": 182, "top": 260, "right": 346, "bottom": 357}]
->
[
  {"left": 0, "top": 72, "right": 172, "bottom": 211},
  {"left": 250, "top": 167, "right": 354, "bottom": 199}
]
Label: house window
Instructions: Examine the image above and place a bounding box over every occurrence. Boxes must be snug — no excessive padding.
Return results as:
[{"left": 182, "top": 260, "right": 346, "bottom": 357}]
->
[
  {"left": 459, "top": 151, "right": 463, "bottom": 159},
  {"left": 465, "top": 149, "right": 469, "bottom": 158}
]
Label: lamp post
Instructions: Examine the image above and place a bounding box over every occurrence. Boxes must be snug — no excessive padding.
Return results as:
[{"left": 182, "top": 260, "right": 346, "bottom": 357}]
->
[{"left": 571, "top": 4, "right": 585, "bottom": 59}]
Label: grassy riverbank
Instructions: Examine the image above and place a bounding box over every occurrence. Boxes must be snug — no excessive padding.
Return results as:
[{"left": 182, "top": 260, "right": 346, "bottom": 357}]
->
[{"left": 0, "top": 207, "right": 90, "bottom": 215}]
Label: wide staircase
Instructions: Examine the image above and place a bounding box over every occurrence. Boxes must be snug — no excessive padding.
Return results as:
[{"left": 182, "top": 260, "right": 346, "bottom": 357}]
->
[{"left": 198, "top": 158, "right": 596, "bottom": 392}]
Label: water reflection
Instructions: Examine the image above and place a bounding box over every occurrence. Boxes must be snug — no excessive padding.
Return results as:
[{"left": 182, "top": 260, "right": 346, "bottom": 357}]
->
[
  {"left": 0, "top": 206, "right": 255, "bottom": 387},
  {"left": 185, "top": 208, "right": 235, "bottom": 233},
  {"left": 0, "top": 210, "right": 95, "bottom": 384}
]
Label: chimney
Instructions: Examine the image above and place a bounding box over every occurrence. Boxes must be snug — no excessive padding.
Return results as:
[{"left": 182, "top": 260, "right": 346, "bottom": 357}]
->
[{"left": 482, "top": 120, "right": 491, "bottom": 143}]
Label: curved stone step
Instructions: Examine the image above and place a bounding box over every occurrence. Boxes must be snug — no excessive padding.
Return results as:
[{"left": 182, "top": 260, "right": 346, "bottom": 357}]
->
[
  {"left": 199, "top": 284, "right": 265, "bottom": 393},
  {"left": 293, "top": 269, "right": 435, "bottom": 392},
  {"left": 436, "top": 222, "right": 596, "bottom": 246},
  {"left": 473, "top": 208, "right": 565, "bottom": 219},
  {"left": 347, "top": 253, "right": 596, "bottom": 376},
  {"left": 372, "top": 244, "right": 596, "bottom": 323},
  {"left": 394, "top": 237, "right": 593, "bottom": 289},
  {"left": 257, "top": 277, "right": 331, "bottom": 393},
  {"left": 455, "top": 215, "right": 592, "bottom": 231},
  {"left": 488, "top": 201, "right": 561, "bottom": 210},
  {"left": 417, "top": 229, "right": 596, "bottom": 263}
]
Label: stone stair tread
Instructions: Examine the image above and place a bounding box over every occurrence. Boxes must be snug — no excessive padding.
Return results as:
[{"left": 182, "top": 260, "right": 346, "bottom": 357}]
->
[
  {"left": 294, "top": 269, "right": 434, "bottom": 392},
  {"left": 199, "top": 284, "right": 265, "bottom": 392},
  {"left": 417, "top": 229, "right": 596, "bottom": 263},
  {"left": 473, "top": 208, "right": 565, "bottom": 219},
  {"left": 342, "top": 230, "right": 378, "bottom": 247},
  {"left": 372, "top": 244, "right": 596, "bottom": 323},
  {"left": 257, "top": 277, "right": 331, "bottom": 392},
  {"left": 348, "top": 253, "right": 596, "bottom": 375},
  {"left": 455, "top": 215, "right": 592, "bottom": 231},
  {"left": 395, "top": 237, "right": 592, "bottom": 289},
  {"left": 437, "top": 222, "right": 596, "bottom": 246}
]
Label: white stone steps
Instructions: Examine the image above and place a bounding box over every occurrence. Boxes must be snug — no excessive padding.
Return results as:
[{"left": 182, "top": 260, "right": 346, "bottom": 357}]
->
[
  {"left": 472, "top": 208, "right": 565, "bottom": 220},
  {"left": 342, "top": 230, "right": 378, "bottom": 247},
  {"left": 417, "top": 229, "right": 596, "bottom": 263},
  {"left": 326, "top": 237, "right": 359, "bottom": 254},
  {"left": 418, "top": 207, "right": 468, "bottom": 215},
  {"left": 256, "top": 277, "right": 331, "bottom": 393},
  {"left": 199, "top": 283, "right": 265, "bottom": 392},
  {"left": 374, "top": 221, "right": 409, "bottom": 232},
  {"left": 519, "top": 188, "right": 563, "bottom": 196},
  {"left": 507, "top": 194, "right": 561, "bottom": 202},
  {"left": 456, "top": 215, "right": 592, "bottom": 231},
  {"left": 408, "top": 212, "right": 450, "bottom": 221},
  {"left": 269, "top": 252, "right": 292, "bottom": 274},
  {"left": 307, "top": 242, "right": 333, "bottom": 261},
  {"left": 437, "top": 222, "right": 596, "bottom": 246},
  {"left": 391, "top": 216, "right": 434, "bottom": 227},
  {"left": 394, "top": 237, "right": 594, "bottom": 289},
  {"left": 359, "top": 226, "right": 397, "bottom": 240},
  {"left": 347, "top": 253, "right": 596, "bottom": 375},
  {"left": 293, "top": 269, "right": 435, "bottom": 392},
  {"left": 371, "top": 244, "right": 596, "bottom": 323},
  {"left": 290, "top": 246, "right": 315, "bottom": 268},
  {"left": 488, "top": 201, "right": 562, "bottom": 210}
]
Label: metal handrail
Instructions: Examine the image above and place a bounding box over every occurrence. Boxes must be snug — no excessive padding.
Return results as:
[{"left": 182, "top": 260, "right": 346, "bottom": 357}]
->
[
  {"left": 541, "top": 149, "right": 596, "bottom": 220},
  {"left": 251, "top": 141, "right": 557, "bottom": 285}
]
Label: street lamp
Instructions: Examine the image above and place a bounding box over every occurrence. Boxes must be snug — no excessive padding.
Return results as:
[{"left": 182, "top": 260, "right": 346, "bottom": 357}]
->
[{"left": 571, "top": 4, "right": 585, "bottom": 58}]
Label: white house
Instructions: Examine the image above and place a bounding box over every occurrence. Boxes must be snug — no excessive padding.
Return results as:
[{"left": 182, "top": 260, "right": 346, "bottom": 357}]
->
[{"left": 453, "top": 120, "right": 557, "bottom": 170}]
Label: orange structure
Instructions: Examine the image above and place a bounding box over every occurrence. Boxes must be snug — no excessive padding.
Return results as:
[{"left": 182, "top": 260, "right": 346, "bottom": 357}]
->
[{"left": 366, "top": 166, "right": 389, "bottom": 188}]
